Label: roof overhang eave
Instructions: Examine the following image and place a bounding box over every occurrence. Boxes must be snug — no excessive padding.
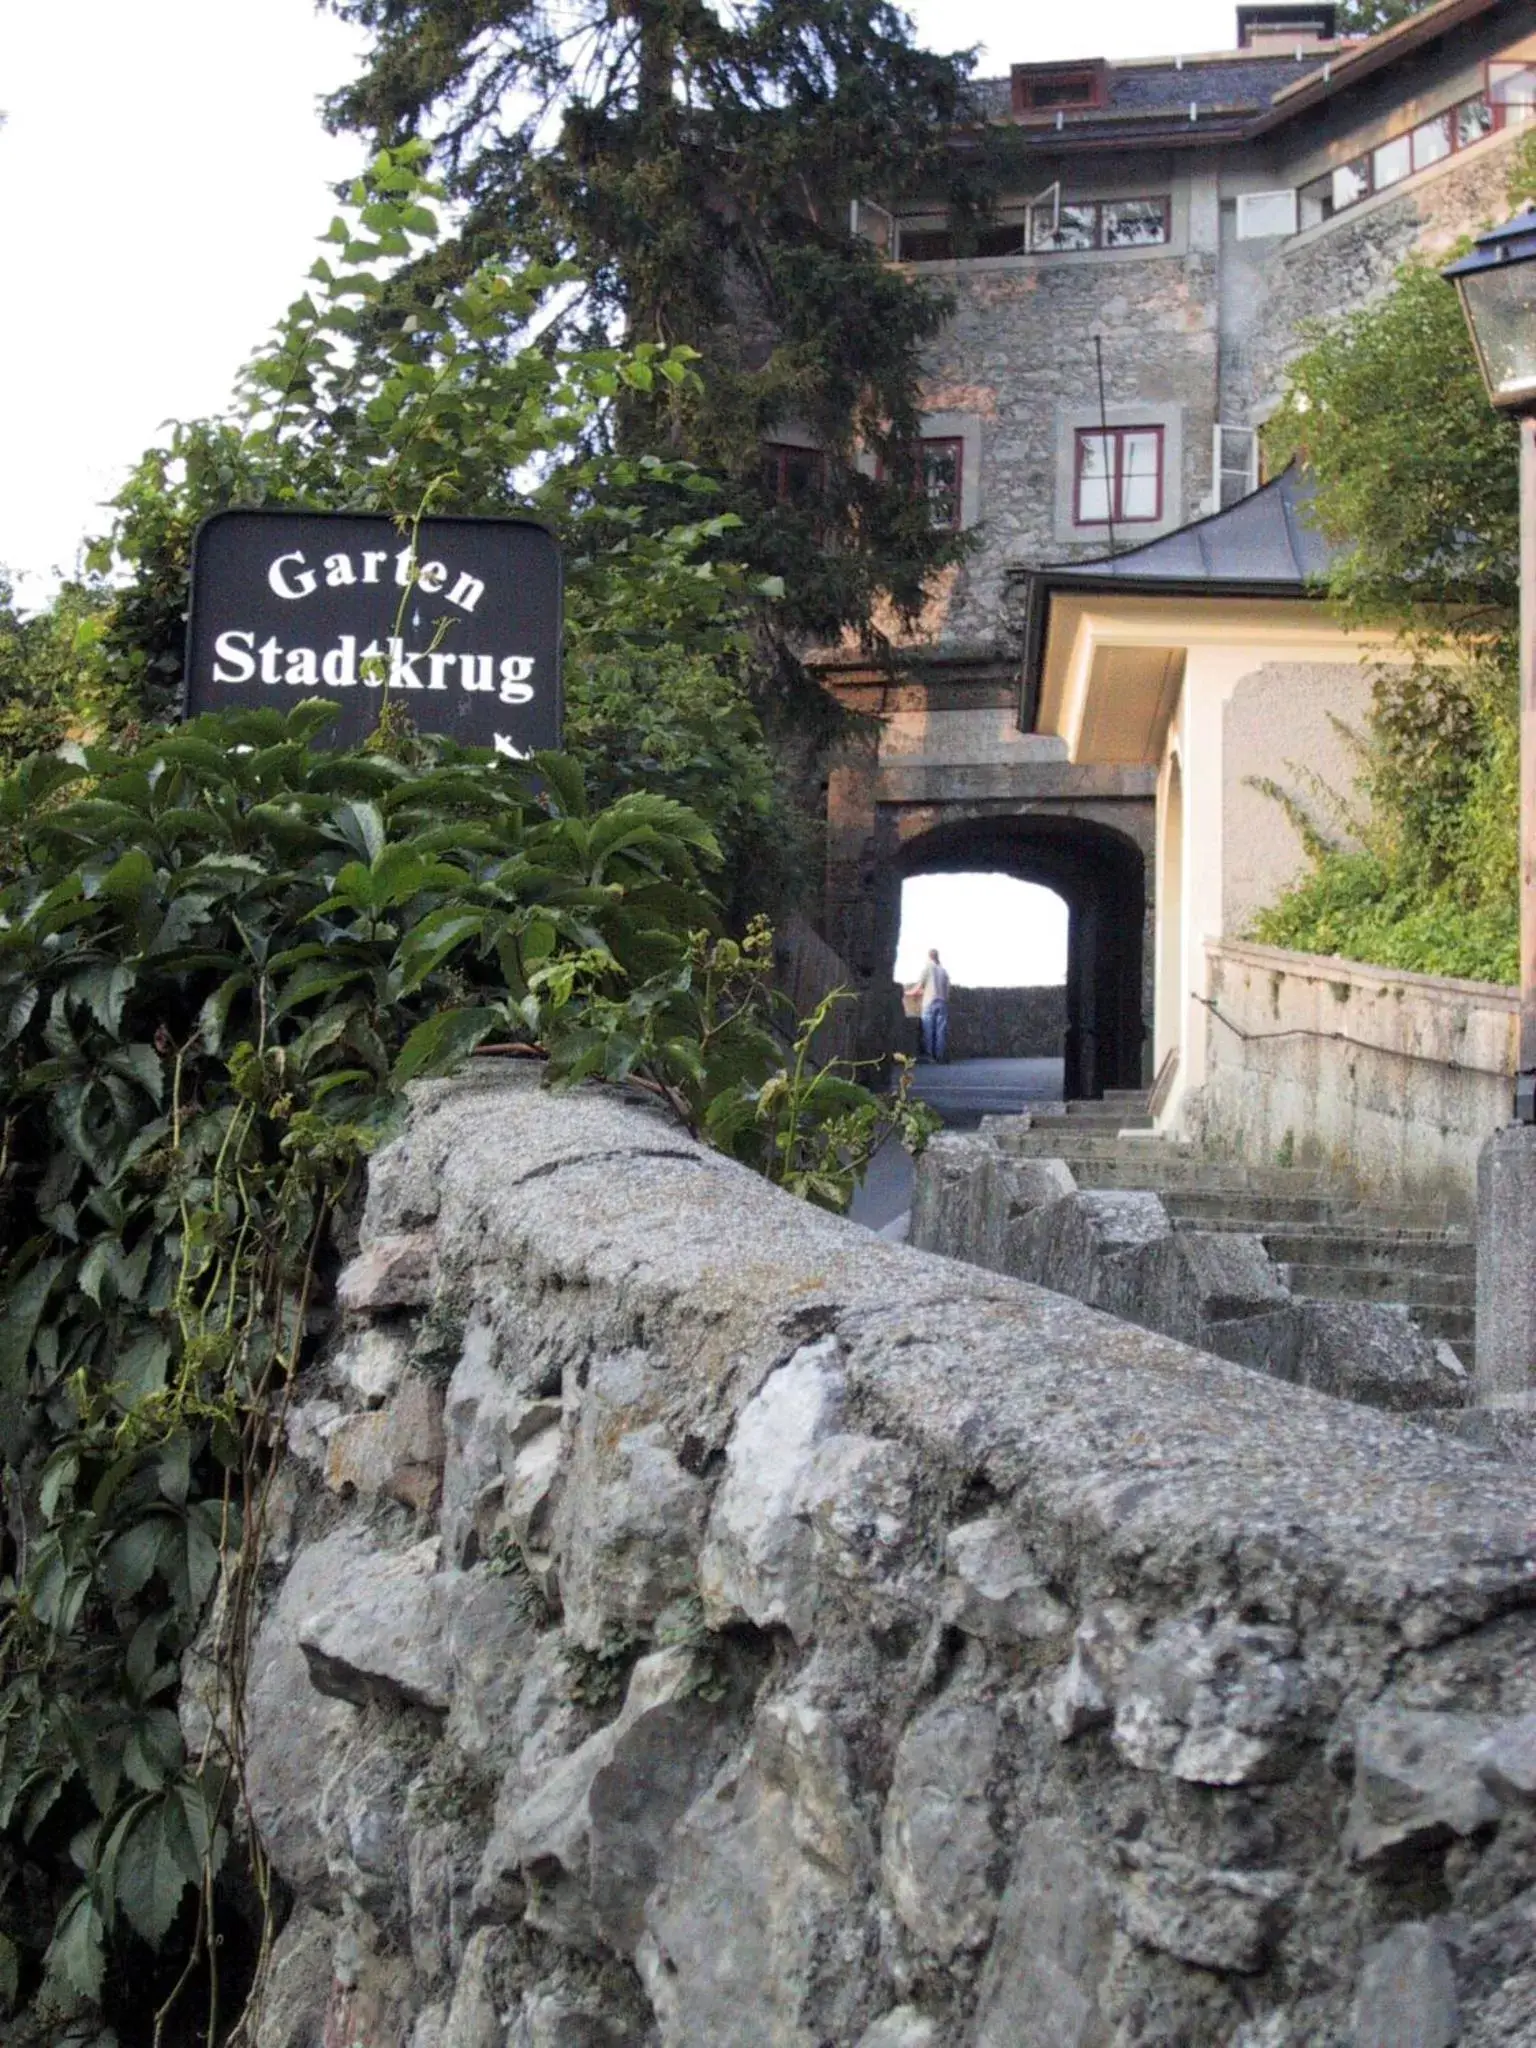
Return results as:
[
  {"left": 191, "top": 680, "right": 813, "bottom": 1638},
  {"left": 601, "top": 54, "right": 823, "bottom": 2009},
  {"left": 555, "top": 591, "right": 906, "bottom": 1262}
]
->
[{"left": 1015, "top": 570, "right": 1326, "bottom": 732}]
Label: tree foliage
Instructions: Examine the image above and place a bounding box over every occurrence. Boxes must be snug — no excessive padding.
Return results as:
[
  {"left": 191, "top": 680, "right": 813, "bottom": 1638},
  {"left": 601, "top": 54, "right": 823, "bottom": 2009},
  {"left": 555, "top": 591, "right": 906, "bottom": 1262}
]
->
[
  {"left": 16, "top": 144, "right": 802, "bottom": 917},
  {"left": 0, "top": 153, "right": 938, "bottom": 2040},
  {"left": 324, "top": 0, "right": 988, "bottom": 655},
  {"left": 1265, "top": 257, "right": 1520, "bottom": 635},
  {"left": 1334, "top": 0, "right": 1431, "bottom": 34},
  {"left": 1253, "top": 145, "right": 1536, "bottom": 984}
]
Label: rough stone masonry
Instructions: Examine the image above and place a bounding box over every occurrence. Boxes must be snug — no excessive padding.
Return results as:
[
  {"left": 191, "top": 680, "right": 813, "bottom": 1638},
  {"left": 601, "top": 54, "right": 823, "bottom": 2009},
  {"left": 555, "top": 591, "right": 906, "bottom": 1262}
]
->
[{"left": 228, "top": 1068, "right": 1536, "bottom": 2047}]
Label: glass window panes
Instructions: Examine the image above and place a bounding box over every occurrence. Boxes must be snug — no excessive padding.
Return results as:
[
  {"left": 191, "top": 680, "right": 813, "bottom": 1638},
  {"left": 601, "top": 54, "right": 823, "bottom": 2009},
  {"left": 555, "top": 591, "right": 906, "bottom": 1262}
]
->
[
  {"left": 921, "top": 440, "right": 963, "bottom": 530},
  {"left": 763, "top": 444, "right": 825, "bottom": 507},
  {"left": 1236, "top": 190, "right": 1298, "bottom": 239},
  {"left": 898, "top": 225, "right": 954, "bottom": 262},
  {"left": 1298, "top": 173, "right": 1335, "bottom": 229},
  {"left": 1029, "top": 76, "right": 1095, "bottom": 106},
  {"left": 1076, "top": 433, "right": 1112, "bottom": 523},
  {"left": 1033, "top": 203, "right": 1098, "bottom": 253},
  {"left": 974, "top": 222, "right": 1028, "bottom": 258},
  {"left": 1372, "top": 134, "right": 1412, "bottom": 189},
  {"left": 1103, "top": 199, "right": 1168, "bottom": 248},
  {"left": 1412, "top": 112, "right": 1453, "bottom": 169},
  {"left": 1120, "top": 432, "right": 1161, "bottom": 520},
  {"left": 1490, "top": 62, "right": 1536, "bottom": 119},
  {"left": 1332, "top": 157, "right": 1371, "bottom": 210},
  {"left": 1458, "top": 94, "right": 1494, "bottom": 146},
  {"left": 1074, "top": 427, "right": 1162, "bottom": 525}
]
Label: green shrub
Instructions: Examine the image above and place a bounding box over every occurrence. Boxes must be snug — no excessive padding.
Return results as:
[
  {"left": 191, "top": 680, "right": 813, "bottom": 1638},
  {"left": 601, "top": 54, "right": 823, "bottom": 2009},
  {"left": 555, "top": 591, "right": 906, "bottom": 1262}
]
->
[{"left": 0, "top": 706, "right": 930, "bottom": 2036}]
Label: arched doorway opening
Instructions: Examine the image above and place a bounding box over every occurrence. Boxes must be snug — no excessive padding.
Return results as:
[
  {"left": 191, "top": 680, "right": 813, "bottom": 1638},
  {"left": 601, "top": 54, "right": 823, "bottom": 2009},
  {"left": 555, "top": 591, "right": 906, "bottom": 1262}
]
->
[
  {"left": 894, "top": 873, "right": 1068, "bottom": 1065},
  {"left": 890, "top": 814, "right": 1147, "bottom": 1100}
]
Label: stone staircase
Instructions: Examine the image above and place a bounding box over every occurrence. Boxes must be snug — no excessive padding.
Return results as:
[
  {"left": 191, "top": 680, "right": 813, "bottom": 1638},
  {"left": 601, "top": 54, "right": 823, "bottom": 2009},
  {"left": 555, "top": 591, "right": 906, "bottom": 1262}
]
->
[{"left": 989, "top": 1091, "right": 1478, "bottom": 1377}]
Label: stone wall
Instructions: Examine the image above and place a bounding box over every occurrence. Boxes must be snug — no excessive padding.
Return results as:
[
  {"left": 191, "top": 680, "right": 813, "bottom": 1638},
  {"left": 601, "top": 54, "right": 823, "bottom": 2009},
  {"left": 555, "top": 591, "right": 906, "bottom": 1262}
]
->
[
  {"left": 236, "top": 1067, "right": 1536, "bottom": 2048},
  {"left": 1193, "top": 940, "right": 1517, "bottom": 1217},
  {"left": 909, "top": 1128, "right": 1468, "bottom": 1418},
  {"left": 889, "top": 983, "right": 1066, "bottom": 1061},
  {"left": 1223, "top": 125, "right": 1531, "bottom": 430},
  {"left": 916, "top": 234, "right": 1219, "bottom": 651},
  {"left": 773, "top": 912, "right": 860, "bottom": 1066}
]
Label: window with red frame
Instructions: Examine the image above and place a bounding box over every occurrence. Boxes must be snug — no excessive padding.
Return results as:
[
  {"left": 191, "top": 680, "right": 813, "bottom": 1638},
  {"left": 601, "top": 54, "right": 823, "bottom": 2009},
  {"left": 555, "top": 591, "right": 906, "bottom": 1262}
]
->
[
  {"left": 1296, "top": 67, "right": 1535, "bottom": 229},
  {"left": 1074, "top": 426, "right": 1163, "bottom": 527},
  {"left": 920, "top": 438, "right": 964, "bottom": 531},
  {"left": 1011, "top": 62, "right": 1106, "bottom": 114},
  {"left": 761, "top": 442, "right": 826, "bottom": 508},
  {"left": 877, "top": 437, "right": 965, "bottom": 530}
]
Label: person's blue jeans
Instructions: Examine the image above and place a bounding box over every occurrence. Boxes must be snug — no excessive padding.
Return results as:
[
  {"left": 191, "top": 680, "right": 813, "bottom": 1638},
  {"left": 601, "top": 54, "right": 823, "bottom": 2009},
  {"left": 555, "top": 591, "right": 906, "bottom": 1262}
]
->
[{"left": 922, "top": 1001, "right": 949, "bottom": 1062}]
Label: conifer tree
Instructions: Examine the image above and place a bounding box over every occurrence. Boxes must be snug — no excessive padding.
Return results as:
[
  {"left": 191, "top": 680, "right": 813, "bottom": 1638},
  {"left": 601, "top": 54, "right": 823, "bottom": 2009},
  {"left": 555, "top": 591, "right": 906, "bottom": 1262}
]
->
[
  {"left": 1335, "top": 0, "right": 1429, "bottom": 33},
  {"left": 324, "top": 0, "right": 990, "bottom": 663}
]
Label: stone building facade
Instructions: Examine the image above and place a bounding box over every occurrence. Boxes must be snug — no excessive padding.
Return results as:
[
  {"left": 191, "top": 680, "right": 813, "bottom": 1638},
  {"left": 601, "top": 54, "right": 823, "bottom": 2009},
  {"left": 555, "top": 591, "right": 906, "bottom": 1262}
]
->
[{"left": 815, "top": 0, "right": 1536, "bottom": 1087}]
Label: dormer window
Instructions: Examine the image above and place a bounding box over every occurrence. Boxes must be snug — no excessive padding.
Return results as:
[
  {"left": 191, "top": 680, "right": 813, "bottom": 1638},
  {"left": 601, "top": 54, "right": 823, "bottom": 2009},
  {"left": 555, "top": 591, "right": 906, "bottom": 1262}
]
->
[
  {"left": 1236, "top": 4, "right": 1337, "bottom": 46},
  {"left": 1011, "top": 62, "right": 1107, "bottom": 117}
]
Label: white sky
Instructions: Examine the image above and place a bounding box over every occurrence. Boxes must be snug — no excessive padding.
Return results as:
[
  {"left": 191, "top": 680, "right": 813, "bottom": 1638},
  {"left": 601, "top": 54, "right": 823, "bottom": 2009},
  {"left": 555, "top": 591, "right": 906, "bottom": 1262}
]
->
[
  {"left": 0, "top": 0, "right": 1245, "bottom": 601},
  {"left": 895, "top": 873, "right": 1069, "bottom": 987}
]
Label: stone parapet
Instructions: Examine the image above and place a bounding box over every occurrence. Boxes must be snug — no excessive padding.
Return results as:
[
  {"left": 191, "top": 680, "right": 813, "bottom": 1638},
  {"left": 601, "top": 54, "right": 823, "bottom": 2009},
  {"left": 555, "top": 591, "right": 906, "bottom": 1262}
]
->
[
  {"left": 1194, "top": 939, "right": 1517, "bottom": 1218},
  {"left": 242, "top": 1068, "right": 1536, "bottom": 2048}
]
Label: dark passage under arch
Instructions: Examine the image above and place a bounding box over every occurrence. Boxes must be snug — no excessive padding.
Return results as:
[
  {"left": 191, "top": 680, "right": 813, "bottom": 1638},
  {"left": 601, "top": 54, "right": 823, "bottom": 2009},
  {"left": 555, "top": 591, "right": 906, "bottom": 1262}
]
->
[{"left": 891, "top": 814, "right": 1146, "bottom": 1101}]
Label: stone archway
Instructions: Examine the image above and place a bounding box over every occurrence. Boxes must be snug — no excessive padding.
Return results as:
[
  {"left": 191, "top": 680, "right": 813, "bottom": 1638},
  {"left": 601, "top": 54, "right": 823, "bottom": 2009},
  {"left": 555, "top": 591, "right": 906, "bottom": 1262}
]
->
[
  {"left": 886, "top": 813, "right": 1148, "bottom": 1100},
  {"left": 815, "top": 655, "right": 1156, "bottom": 1099}
]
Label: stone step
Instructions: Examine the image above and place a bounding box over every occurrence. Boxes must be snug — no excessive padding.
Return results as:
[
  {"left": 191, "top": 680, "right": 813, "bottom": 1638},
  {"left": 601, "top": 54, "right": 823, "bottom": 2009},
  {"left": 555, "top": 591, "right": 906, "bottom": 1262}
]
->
[
  {"left": 1260, "top": 1229, "right": 1475, "bottom": 1274},
  {"left": 1137, "top": 1188, "right": 1346, "bottom": 1223},
  {"left": 1278, "top": 1263, "right": 1474, "bottom": 1309},
  {"left": 1163, "top": 1190, "right": 1454, "bottom": 1232},
  {"left": 1409, "top": 1304, "right": 1477, "bottom": 1342},
  {"left": 1073, "top": 1160, "right": 1338, "bottom": 1195}
]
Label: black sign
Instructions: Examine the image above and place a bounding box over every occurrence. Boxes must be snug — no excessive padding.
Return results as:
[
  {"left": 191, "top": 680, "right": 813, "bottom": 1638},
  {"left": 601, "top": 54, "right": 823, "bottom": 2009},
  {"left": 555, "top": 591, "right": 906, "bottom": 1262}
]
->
[{"left": 185, "top": 510, "right": 561, "bottom": 757}]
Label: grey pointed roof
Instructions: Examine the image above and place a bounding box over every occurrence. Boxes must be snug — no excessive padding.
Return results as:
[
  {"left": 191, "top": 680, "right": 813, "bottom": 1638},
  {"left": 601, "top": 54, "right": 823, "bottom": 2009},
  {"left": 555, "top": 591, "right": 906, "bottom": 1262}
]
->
[
  {"left": 1042, "top": 464, "right": 1338, "bottom": 588},
  {"left": 1016, "top": 466, "right": 1345, "bottom": 727}
]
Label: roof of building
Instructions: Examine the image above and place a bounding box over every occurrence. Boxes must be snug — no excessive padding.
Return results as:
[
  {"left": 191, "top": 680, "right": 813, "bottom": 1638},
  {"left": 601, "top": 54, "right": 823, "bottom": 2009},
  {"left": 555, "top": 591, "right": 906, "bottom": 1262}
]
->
[
  {"left": 967, "top": 0, "right": 1518, "bottom": 152},
  {"left": 1014, "top": 466, "right": 1345, "bottom": 728}
]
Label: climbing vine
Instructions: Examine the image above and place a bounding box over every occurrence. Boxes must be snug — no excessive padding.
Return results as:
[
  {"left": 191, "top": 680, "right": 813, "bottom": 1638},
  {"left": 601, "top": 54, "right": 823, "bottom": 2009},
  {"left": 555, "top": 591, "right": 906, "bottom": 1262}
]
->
[{"left": 0, "top": 705, "right": 931, "bottom": 2039}]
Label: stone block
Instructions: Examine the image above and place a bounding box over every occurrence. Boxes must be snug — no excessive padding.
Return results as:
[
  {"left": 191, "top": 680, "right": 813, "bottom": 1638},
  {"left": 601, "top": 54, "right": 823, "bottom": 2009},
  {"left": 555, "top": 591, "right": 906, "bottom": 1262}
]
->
[
  {"left": 855, "top": 2010, "right": 938, "bottom": 2048},
  {"left": 909, "top": 1132, "right": 1001, "bottom": 1262},
  {"left": 329, "top": 1324, "right": 412, "bottom": 1406},
  {"left": 441, "top": 1318, "right": 560, "bottom": 1567},
  {"left": 1048, "top": 1601, "right": 1140, "bottom": 1742},
  {"left": 1013, "top": 1188, "right": 1169, "bottom": 1307},
  {"left": 336, "top": 1230, "right": 437, "bottom": 1313},
  {"left": 972, "top": 1824, "right": 1114, "bottom": 2048},
  {"left": 880, "top": 1697, "right": 1000, "bottom": 1959},
  {"left": 1352, "top": 1922, "right": 1460, "bottom": 2048},
  {"left": 489, "top": 1646, "right": 736, "bottom": 1958},
  {"left": 298, "top": 1537, "right": 450, "bottom": 1714},
  {"left": 700, "top": 1337, "right": 845, "bottom": 1641},
  {"left": 1477, "top": 1121, "right": 1536, "bottom": 1404},
  {"left": 940, "top": 1517, "right": 1071, "bottom": 1645},
  {"left": 440, "top": 1564, "right": 538, "bottom": 1760},
  {"left": 245, "top": 1533, "right": 363, "bottom": 1895},
  {"left": 325, "top": 1374, "right": 446, "bottom": 1513},
  {"left": 640, "top": 1688, "right": 873, "bottom": 2047},
  {"left": 441, "top": 1926, "right": 511, "bottom": 2048},
  {"left": 1112, "top": 1614, "right": 1308, "bottom": 1786},
  {"left": 1099, "top": 1226, "right": 1286, "bottom": 1349},
  {"left": 1202, "top": 1307, "right": 1305, "bottom": 1383},
  {"left": 1116, "top": 1847, "right": 1294, "bottom": 1973},
  {"left": 554, "top": 1351, "right": 708, "bottom": 1649},
  {"left": 253, "top": 1907, "right": 337, "bottom": 2048},
  {"left": 1346, "top": 1706, "right": 1502, "bottom": 1864},
  {"left": 1478, "top": 1710, "right": 1536, "bottom": 1799},
  {"left": 1298, "top": 1301, "right": 1469, "bottom": 1415}
]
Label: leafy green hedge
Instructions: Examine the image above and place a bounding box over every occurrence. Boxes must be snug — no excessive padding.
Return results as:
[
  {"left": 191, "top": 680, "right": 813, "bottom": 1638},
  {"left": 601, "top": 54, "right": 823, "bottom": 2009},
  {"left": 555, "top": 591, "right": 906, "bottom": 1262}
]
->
[{"left": 0, "top": 707, "right": 928, "bottom": 2038}]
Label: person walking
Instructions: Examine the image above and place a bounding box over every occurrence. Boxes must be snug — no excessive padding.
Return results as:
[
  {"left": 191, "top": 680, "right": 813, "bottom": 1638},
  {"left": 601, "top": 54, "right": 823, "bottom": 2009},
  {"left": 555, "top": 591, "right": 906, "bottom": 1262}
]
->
[{"left": 907, "top": 947, "right": 951, "bottom": 1063}]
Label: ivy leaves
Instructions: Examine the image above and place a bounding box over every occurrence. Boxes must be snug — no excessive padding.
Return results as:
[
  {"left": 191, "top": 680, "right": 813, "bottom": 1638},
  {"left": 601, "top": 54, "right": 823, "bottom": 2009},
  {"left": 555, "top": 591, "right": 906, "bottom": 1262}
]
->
[
  {"left": 0, "top": 704, "right": 930, "bottom": 2029},
  {"left": 0, "top": 704, "right": 726, "bottom": 2025}
]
